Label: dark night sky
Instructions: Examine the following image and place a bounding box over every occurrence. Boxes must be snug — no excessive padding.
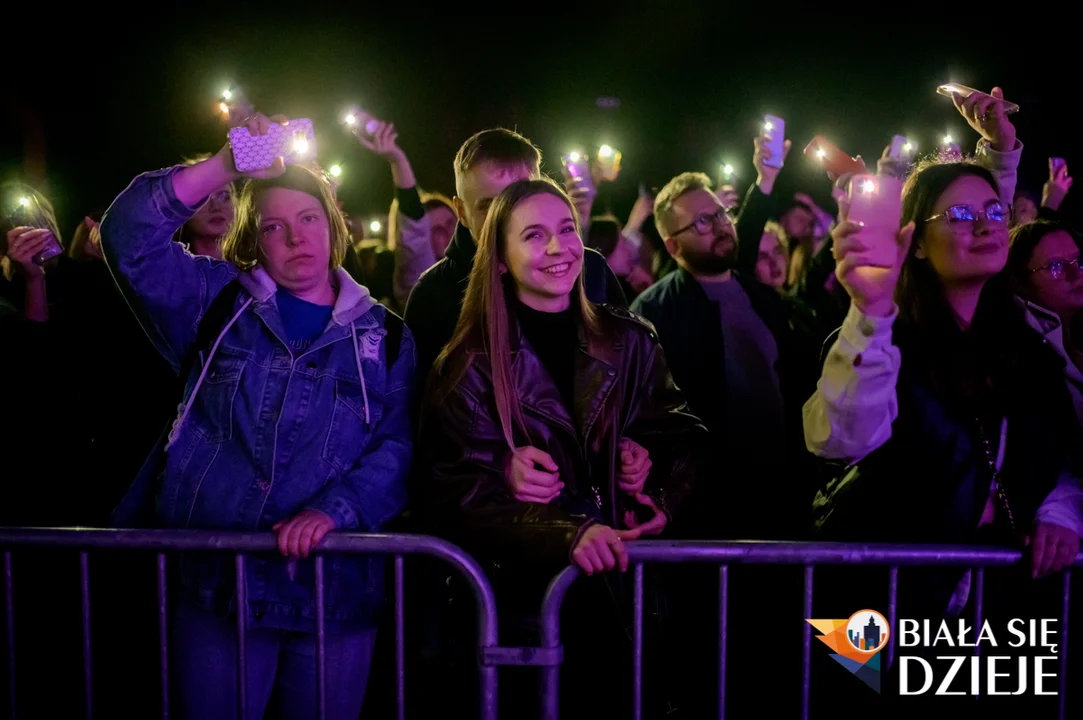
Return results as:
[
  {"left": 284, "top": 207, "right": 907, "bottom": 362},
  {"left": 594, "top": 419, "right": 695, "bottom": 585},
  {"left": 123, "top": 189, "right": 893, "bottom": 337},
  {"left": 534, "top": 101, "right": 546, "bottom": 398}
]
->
[{"left": 3, "top": 8, "right": 1076, "bottom": 237}]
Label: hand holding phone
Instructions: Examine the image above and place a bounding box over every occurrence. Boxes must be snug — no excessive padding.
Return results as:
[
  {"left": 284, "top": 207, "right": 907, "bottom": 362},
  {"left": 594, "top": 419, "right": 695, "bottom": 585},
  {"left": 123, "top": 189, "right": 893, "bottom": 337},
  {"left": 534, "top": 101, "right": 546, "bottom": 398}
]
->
[
  {"left": 762, "top": 115, "right": 786, "bottom": 169},
  {"left": 229, "top": 118, "right": 317, "bottom": 173},
  {"left": 937, "top": 83, "right": 1019, "bottom": 114},
  {"left": 562, "top": 152, "right": 595, "bottom": 188},
  {"left": 344, "top": 109, "right": 381, "bottom": 138},
  {"left": 595, "top": 145, "right": 622, "bottom": 182},
  {"left": 4, "top": 196, "right": 62, "bottom": 265}
]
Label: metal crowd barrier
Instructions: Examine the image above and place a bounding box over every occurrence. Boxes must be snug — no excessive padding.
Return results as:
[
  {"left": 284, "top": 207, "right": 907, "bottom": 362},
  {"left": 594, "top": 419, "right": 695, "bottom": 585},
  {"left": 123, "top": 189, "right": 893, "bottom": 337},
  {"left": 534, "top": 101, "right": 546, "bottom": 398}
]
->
[
  {"left": 0, "top": 528, "right": 500, "bottom": 720},
  {"left": 538, "top": 541, "right": 1078, "bottom": 720}
]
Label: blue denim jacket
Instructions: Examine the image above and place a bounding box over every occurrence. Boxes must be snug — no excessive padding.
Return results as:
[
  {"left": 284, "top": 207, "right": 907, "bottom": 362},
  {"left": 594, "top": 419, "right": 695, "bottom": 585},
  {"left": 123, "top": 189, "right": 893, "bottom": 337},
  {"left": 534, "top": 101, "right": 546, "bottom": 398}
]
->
[{"left": 101, "top": 166, "right": 414, "bottom": 629}]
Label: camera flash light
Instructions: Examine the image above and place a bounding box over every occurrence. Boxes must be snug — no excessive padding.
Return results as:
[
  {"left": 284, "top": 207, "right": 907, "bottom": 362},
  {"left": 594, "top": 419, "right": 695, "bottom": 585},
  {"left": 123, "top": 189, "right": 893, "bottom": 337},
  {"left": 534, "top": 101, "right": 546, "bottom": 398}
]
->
[
  {"left": 598, "top": 145, "right": 614, "bottom": 158},
  {"left": 722, "top": 164, "right": 734, "bottom": 176},
  {"left": 18, "top": 197, "right": 30, "bottom": 208},
  {"left": 329, "top": 164, "right": 342, "bottom": 178},
  {"left": 293, "top": 132, "right": 309, "bottom": 155},
  {"left": 816, "top": 148, "right": 826, "bottom": 159},
  {"left": 222, "top": 89, "right": 232, "bottom": 101},
  {"left": 369, "top": 220, "right": 382, "bottom": 233},
  {"left": 943, "top": 135, "right": 953, "bottom": 145},
  {"left": 860, "top": 179, "right": 876, "bottom": 194},
  {"left": 345, "top": 114, "right": 356, "bottom": 125}
]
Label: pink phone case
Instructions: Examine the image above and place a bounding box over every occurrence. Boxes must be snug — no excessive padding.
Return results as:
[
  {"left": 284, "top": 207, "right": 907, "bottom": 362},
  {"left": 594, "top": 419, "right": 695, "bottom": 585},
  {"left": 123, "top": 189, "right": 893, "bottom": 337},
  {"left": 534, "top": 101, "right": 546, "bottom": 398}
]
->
[
  {"left": 848, "top": 174, "right": 903, "bottom": 268},
  {"left": 229, "top": 119, "right": 317, "bottom": 172}
]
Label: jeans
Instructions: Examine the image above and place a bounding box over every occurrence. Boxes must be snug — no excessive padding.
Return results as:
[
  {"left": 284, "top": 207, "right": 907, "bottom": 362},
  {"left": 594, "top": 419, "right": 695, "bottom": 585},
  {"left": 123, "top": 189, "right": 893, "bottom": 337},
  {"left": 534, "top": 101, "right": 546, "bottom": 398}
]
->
[{"left": 170, "top": 597, "right": 377, "bottom": 720}]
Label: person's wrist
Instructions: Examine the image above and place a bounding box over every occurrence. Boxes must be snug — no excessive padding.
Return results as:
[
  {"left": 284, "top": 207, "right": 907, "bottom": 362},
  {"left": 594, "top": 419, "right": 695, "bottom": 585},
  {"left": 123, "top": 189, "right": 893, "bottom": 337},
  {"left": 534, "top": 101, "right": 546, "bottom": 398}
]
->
[
  {"left": 989, "top": 130, "right": 1016, "bottom": 153},
  {"left": 854, "top": 296, "right": 894, "bottom": 318},
  {"left": 25, "top": 271, "right": 46, "bottom": 284},
  {"left": 756, "top": 172, "right": 776, "bottom": 196}
]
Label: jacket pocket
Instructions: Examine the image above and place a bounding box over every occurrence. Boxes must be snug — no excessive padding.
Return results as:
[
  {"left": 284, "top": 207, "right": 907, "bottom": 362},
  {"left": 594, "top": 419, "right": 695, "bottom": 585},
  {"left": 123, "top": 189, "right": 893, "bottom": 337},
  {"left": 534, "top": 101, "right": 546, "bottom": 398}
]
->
[
  {"left": 192, "top": 351, "right": 246, "bottom": 443},
  {"left": 322, "top": 378, "right": 384, "bottom": 472}
]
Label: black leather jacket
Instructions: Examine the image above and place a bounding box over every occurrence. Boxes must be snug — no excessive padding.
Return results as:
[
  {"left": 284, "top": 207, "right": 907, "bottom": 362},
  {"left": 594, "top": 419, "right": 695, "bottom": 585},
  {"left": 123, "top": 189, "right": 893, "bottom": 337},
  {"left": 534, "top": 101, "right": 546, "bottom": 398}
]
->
[{"left": 417, "top": 303, "right": 708, "bottom": 580}]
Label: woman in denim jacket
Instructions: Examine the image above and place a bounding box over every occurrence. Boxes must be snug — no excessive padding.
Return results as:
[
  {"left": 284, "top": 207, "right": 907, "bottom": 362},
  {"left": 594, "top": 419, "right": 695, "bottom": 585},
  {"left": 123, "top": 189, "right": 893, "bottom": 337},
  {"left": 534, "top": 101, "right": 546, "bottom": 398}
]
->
[{"left": 101, "top": 114, "right": 414, "bottom": 720}]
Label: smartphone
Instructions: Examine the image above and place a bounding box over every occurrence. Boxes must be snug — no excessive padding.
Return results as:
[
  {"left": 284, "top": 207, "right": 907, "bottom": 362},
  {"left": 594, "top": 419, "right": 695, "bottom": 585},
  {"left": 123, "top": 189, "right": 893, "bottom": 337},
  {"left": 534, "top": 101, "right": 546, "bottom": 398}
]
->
[
  {"left": 1052, "top": 157, "right": 1067, "bottom": 175},
  {"left": 936, "top": 83, "right": 1020, "bottom": 115},
  {"left": 804, "top": 136, "right": 864, "bottom": 177},
  {"left": 5, "top": 196, "right": 63, "bottom": 265},
  {"left": 762, "top": 115, "right": 785, "bottom": 169},
  {"left": 847, "top": 174, "right": 903, "bottom": 268},
  {"left": 562, "top": 152, "right": 594, "bottom": 188},
  {"left": 344, "top": 110, "right": 381, "bottom": 137},
  {"left": 228, "top": 118, "right": 317, "bottom": 172},
  {"left": 889, "top": 135, "right": 918, "bottom": 161},
  {"left": 595, "top": 145, "right": 622, "bottom": 182}
]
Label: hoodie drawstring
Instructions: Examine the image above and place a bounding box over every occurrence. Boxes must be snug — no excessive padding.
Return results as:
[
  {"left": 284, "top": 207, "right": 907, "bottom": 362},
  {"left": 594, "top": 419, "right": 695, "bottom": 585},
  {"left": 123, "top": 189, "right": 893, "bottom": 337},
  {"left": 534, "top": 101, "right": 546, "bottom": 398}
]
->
[
  {"left": 350, "top": 323, "right": 372, "bottom": 427},
  {"left": 167, "top": 298, "right": 254, "bottom": 448}
]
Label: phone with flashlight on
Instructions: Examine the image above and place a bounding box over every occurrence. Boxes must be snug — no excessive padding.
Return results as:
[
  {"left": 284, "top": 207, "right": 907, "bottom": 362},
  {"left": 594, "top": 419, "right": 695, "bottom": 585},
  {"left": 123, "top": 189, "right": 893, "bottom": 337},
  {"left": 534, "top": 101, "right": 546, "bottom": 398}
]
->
[
  {"left": 846, "top": 173, "right": 904, "bottom": 268},
  {"left": 936, "top": 83, "right": 1020, "bottom": 114},
  {"left": 561, "top": 151, "right": 596, "bottom": 191},
  {"left": 228, "top": 118, "right": 318, "bottom": 172},
  {"left": 595, "top": 145, "right": 622, "bottom": 182},
  {"left": 2, "top": 194, "right": 64, "bottom": 265},
  {"left": 343, "top": 109, "right": 382, "bottom": 139},
  {"left": 804, "top": 136, "right": 865, "bottom": 177}
]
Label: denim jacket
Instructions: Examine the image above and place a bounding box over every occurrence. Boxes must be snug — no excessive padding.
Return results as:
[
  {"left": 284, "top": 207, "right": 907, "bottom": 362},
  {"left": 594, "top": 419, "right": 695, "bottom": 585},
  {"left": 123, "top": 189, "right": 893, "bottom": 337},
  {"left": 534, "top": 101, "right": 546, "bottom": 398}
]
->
[{"left": 101, "top": 166, "right": 414, "bottom": 629}]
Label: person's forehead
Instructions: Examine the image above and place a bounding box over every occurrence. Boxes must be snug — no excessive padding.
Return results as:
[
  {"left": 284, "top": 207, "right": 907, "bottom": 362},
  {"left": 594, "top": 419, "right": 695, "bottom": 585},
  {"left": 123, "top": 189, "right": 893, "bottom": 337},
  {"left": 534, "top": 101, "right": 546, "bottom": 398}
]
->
[
  {"left": 938, "top": 175, "right": 998, "bottom": 207},
  {"left": 673, "top": 188, "right": 721, "bottom": 216},
  {"left": 464, "top": 162, "right": 535, "bottom": 199},
  {"left": 1035, "top": 231, "right": 1080, "bottom": 260}
]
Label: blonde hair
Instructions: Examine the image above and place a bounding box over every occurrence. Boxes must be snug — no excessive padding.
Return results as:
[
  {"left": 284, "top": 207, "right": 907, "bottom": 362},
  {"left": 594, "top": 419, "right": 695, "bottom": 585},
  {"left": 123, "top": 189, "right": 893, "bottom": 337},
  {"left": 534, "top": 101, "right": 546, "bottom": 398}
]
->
[
  {"left": 453, "top": 128, "right": 542, "bottom": 199},
  {"left": 222, "top": 164, "right": 349, "bottom": 270},
  {"left": 433, "top": 177, "right": 603, "bottom": 450},
  {"left": 654, "top": 171, "right": 713, "bottom": 239}
]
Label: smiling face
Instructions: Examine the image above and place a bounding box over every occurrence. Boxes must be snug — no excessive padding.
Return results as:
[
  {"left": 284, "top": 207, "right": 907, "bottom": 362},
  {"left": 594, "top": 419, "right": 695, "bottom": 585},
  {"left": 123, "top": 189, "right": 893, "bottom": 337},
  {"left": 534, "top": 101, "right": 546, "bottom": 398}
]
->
[
  {"left": 255, "top": 187, "right": 332, "bottom": 295},
  {"left": 501, "top": 192, "right": 584, "bottom": 312},
  {"left": 917, "top": 175, "right": 1010, "bottom": 286}
]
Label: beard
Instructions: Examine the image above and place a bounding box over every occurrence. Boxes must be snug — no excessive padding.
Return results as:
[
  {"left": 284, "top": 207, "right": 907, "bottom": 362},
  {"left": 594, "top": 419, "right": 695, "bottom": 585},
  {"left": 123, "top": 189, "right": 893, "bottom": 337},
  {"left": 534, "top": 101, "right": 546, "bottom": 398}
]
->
[{"left": 680, "top": 233, "right": 737, "bottom": 275}]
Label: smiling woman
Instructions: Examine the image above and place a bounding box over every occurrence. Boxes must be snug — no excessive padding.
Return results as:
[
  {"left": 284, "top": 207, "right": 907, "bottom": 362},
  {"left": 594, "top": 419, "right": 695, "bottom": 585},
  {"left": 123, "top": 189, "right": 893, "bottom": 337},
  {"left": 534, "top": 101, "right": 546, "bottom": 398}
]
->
[{"left": 417, "top": 177, "right": 708, "bottom": 717}]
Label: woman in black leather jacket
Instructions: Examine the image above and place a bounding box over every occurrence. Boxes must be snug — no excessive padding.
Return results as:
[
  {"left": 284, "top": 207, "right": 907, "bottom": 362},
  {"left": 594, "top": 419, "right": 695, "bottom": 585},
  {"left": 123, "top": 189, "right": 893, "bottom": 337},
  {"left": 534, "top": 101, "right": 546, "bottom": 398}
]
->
[{"left": 418, "top": 177, "right": 706, "bottom": 718}]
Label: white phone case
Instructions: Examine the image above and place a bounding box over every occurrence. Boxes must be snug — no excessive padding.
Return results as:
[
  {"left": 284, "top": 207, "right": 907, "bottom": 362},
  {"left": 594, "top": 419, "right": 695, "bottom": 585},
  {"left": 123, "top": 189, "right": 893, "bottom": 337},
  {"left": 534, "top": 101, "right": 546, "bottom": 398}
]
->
[
  {"left": 229, "top": 118, "right": 317, "bottom": 172},
  {"left": 848, "top": 174, "right": 903, "bottom": 269},
  {"left": 763, "top": 115, "right": 785, "bottom": 169}
]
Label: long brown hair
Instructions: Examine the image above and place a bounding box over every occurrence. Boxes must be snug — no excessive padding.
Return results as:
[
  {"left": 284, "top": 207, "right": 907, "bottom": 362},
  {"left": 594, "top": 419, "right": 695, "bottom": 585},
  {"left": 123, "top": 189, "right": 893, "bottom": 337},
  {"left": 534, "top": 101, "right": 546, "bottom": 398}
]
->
[{"left": 433, "top": 178, "right": 603, "bottom": 450}]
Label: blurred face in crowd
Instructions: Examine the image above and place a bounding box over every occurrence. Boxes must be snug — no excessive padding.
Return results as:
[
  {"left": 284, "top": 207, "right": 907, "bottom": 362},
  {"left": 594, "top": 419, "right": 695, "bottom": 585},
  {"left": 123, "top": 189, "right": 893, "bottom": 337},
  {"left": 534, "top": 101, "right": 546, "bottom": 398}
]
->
[
  {"left": 756, "top": 229, "right": 788, "bottom": 289},
  {"left": 500, "top": 192, "right": 583, "bottom": 312},
  {"left": 1023, "top": 230, "right": 1083, "bottom": 319},
  {"left": 1013, "top": 193, "right": 1038, "bottom": 226},
  {"left": 663, "top": 188, "right": 737, "bottom": 276},
  {"left": 426, "top": 204, "right": 458, "bottom": 259},
  {"left": 456, "top": 161, "right": 536, "bottom": 240},
  {"left": 188, "top": 188, "right": 234, "bottom": 238},
  {"left": 256, "top": 187, "right": 333, "bottom": 296},
  {"left": 917, "top": 175, "right": 1010, "bottom": 286},
  {"left": 781, "top": 205, "right": 817, "bottom": 241}
]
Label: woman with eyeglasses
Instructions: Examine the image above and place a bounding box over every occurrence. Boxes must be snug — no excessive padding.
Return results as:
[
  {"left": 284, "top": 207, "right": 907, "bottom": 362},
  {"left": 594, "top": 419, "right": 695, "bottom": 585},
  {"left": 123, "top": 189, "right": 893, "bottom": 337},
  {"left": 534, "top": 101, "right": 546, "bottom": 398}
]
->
[
  {"left": 1007, "top": 221, "right": 1083, "bottom": 423},
  {"left": 804, "top": 142, "right": 1083, "bottom": 709}
]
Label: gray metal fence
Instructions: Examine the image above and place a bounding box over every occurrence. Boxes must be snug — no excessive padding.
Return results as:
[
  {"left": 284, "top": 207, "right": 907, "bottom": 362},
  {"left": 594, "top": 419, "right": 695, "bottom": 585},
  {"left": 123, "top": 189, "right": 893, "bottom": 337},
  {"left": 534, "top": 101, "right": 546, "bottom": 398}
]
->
[
  {"left": 0, "top": 529, "right": 500, "bottom": 720},
  {"left": 538, "top": 541, "right": 1078, "bottom": 720}
]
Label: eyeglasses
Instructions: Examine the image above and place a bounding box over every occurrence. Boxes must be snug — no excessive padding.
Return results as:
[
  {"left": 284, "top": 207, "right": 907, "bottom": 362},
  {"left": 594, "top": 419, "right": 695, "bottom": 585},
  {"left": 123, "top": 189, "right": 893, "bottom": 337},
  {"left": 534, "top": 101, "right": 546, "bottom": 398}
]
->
[
  {"left": 1030, "top": 257, "right": 1083, "bottom": 281},
  {"left": 673, "top": 207, "right": 734, "bottom": 236},
  {"left": 925, "top": 201, "right": 1010, "bottom": 228}
]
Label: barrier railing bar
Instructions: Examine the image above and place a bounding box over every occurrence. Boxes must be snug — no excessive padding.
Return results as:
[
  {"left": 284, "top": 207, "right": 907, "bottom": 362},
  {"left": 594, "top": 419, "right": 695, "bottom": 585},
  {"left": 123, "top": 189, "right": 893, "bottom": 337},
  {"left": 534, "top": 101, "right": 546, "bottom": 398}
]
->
[
  {"left": 235, "top": 553, "right": 247, "bottom": 719},
  {"left": 394, "top": 555, "right": 405, "bottom": 720},
  {"left": 156, "top": 552, "right": 169, "bottom": 720},
  {"left": 5, "top": 551, "right": 15, "bottom": 720},
  {"left": 800, "top": 565, "right": 813, "bottom": 720},
  {"left": 632, "top": 564, "right": 643, "bottom": 720},
  {"left": 540, "top": 566, "right": 580, "bottom": 720},
  {"left": 315, "top": 555, "right": 327, "bottom": 720},
  {"left": 1060, "top": 569, "right": 1071, "bottom": 720},
  {"left": 80, "top": 551, "right": 93, "bottom": 720},
  {"left": 886, "top": 567, "right": 898, "bottom": 672},
  {"left": 717, "top": 564, "right": 728, "bottom": 720},
  {"left": 0, "top": 530, "right": 500, "bottom": 720}
]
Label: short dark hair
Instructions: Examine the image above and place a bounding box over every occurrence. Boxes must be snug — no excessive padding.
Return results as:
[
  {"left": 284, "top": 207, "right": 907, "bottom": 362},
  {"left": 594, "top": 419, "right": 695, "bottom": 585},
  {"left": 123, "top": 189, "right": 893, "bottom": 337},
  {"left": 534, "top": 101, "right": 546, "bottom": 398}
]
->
[{"left": 453, "top": 129, "right": 541, "bottom": 195}]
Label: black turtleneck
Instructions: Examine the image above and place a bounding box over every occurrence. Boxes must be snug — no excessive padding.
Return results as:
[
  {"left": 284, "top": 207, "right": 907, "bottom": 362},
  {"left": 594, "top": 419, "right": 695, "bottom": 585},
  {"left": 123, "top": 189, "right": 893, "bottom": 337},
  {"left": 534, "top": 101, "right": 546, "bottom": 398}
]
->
[{"left": 515, "top": 300, "right": 578, "bottom": 412}]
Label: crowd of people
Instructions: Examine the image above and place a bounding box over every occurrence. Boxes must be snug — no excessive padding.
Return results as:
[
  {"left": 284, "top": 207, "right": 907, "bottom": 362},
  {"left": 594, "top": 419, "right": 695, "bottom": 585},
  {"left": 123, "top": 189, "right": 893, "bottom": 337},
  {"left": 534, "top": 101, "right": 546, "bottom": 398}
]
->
[{"left": 2, "top": 83, "right": 1082, "bottom": 719}]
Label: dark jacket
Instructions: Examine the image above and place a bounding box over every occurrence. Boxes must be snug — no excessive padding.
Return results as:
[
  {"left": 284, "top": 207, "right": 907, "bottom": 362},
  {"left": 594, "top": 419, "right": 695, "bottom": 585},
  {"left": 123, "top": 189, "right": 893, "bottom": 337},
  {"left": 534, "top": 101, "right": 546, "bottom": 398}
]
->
[
  {"left": 404, "top": 223, "right": 627, "bottom": 390},
  {"left": 417, "top": 303, "right": 707, "bottom": 592},
  {"left": 812, "top": 319, "right": 1079, "bottom": 616},
  {"left": 631, "top": 267, "right": 821, "bottom": 539}
]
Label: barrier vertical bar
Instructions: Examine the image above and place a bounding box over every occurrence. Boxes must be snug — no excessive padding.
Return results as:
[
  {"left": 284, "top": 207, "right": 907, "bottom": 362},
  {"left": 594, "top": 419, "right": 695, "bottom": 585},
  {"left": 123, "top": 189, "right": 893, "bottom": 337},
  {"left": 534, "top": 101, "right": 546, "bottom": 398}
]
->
[
  {"left": 394, "top": 555, "right": 405, "bottom": 720},
  {"left": 157, "top": 553, "right": 169, "bottom": 719},
  {"left": 4, "top": 551, "right": 15, "bottom": 720},
  {"left": 973, "top": 569, "right": 984, "bottom": 662},
  {"left": 1059, "top": 569, "right": 1071, "bottom": 720},
  {"left": 80, "top": 551, "right": 93, "bottom": 720},
  {"left": 800, "top": 565, "right": 813, "bottom": 720},
  {"left": 632, "top": 564, "right": 643, "bottom": 720},
  {"left": 717, "top": 565, "right": 728, "bottom": 720},
  {"left": 315, "top": 556, "right": 326, "bottom": 720},
  {"left": 540, "top": 567, "right": 579, "bottom": 720},
  {"left": 886, "top": 567, "right": 898, "bottom": 672},
  {"left": 235, "top": 554, "right": 247, "bottom": 719}
]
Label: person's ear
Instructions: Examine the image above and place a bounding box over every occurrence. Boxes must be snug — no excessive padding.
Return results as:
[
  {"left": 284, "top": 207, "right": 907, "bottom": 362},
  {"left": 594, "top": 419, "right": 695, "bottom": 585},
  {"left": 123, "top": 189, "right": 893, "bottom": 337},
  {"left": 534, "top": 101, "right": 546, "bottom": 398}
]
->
[
  {"left": 914, "top": 237, "right": 927, "bottom": 260},
  {"left": 453, "top": 196, "right": 467, "bottom": 225},
  {"left": 662, "top": 236, "right": 680, "bottom": 258}
]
